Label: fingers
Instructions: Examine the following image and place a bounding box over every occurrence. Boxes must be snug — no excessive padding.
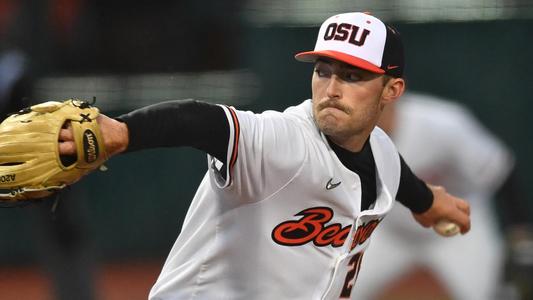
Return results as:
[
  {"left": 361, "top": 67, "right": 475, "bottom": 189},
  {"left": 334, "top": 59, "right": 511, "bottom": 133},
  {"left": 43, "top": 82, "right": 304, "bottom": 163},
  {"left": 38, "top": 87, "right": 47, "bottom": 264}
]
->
[
  {"left": 455, "top": 211, "right": 471, "bottom": 234},
  {"left": 455, "top": 198, "right": 471, "bottom": 234},
  {"left": 437, "top": 186, "right": 471, "bottom": 234},
  {"left": 59, "top": 141, "right": 76, "bottom": 156},
  {"left": 58, "top": 123, "right": 76, "bottom": 156},
  {"left": 457, "top": 197, "right": 471, "bottom": 216},
  {"left": 461, "top": 202, "right": 471, "bottom": 234},
  {"left": 59, "top": 128, "right": 73, "bottom": 142},
  {"left": 420, "top": 185, "right": 472, "bottom": 235}
]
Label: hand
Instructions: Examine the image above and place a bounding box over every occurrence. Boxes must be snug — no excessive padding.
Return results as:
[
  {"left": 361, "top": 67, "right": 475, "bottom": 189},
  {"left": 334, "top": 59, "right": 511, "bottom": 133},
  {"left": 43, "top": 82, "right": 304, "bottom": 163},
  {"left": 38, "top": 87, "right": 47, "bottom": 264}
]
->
[
  {"left": 412, "top": 184, "right": 471, "bottom": 234},
  {"left": 59, "top": 114, "right": 129, "bottom": 157}
]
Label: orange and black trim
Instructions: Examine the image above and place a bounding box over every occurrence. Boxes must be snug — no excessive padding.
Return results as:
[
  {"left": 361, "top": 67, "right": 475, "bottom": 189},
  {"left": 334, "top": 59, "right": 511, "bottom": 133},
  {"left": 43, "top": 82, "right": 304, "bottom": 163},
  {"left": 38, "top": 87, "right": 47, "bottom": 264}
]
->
[{"left": 224, "top": 105, "right": 240, "bottom": 185}]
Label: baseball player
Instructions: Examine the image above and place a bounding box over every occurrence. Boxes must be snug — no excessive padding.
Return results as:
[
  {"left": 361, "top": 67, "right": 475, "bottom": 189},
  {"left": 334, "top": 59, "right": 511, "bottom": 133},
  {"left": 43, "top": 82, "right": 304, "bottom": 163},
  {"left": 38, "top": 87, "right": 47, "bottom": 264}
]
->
[
  {"left": 57, "top": 12, "right": 471, "bottom": 299},
  {"left": 353, "top": 92, "right": 514, "bottom": 300}
]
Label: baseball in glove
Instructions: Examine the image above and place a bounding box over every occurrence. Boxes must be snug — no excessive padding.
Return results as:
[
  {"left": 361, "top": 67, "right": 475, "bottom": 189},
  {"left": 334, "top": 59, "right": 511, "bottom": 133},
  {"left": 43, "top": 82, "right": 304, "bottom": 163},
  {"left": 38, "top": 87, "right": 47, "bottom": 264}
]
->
[{"left": 0, "top": 99, "right": 107, "bottom": 204}]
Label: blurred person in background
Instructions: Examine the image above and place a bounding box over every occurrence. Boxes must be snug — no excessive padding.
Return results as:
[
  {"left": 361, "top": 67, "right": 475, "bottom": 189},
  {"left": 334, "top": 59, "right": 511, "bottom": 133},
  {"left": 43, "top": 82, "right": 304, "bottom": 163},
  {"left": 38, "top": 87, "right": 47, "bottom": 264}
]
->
[
  {"left": 2, "top": 0, "right": 250, "bottom": 298},
  {"left": 0, "top": 1, "right": 96, "bottom": 299},
  {"left": 0, "top": 49, "right": 28, "bottom": 119},
  {"left": 353, "top": 91, "right": 532, "bottom": 300},
  {"left": 0, "top": 47, "right": 96, "bottom": 300}
]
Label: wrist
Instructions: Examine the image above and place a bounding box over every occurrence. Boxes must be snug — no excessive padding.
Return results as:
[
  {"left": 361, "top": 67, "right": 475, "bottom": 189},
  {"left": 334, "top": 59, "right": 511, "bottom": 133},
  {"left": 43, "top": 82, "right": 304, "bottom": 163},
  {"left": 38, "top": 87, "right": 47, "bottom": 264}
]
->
[
  {"left": 100, "top": 116, "right": 129, "bottom": 156},
  {"left": 114, "top": 120, "right": 129, "bottom": 155}
]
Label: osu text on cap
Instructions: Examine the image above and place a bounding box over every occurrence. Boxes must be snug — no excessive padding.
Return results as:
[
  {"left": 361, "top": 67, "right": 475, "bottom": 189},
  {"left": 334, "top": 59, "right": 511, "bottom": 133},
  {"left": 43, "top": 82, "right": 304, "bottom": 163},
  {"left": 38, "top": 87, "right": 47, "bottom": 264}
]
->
[{"left": 323, "top": 23, "right": 370, "bottom": 46}]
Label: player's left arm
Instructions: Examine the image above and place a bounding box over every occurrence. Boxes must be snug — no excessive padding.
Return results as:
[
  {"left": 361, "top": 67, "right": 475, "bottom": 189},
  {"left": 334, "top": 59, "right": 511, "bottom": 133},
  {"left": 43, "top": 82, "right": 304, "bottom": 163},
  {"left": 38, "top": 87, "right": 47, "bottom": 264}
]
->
[{"left": 59, "top": 99, "right": 230, "bottom": 160}]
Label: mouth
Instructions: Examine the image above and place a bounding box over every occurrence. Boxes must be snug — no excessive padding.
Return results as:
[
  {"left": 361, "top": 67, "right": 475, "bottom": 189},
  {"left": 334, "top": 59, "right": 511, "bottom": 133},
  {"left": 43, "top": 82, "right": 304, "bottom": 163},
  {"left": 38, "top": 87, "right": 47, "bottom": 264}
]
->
[{"left": 317, "top": 100, "right": 349, "bottom": 114}]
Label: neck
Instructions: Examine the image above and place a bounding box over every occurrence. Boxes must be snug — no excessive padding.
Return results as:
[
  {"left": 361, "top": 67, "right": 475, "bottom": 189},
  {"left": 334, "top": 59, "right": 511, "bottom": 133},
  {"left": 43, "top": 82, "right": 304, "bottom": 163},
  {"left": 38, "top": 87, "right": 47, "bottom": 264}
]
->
[{"left": 328, "top": 130, "right": 371, "bottom": 153}]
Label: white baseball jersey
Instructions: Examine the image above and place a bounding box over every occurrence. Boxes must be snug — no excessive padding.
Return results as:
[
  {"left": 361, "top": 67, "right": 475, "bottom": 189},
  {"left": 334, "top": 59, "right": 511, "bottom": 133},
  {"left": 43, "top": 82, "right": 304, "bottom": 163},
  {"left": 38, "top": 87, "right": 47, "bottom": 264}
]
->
[
  {"left": 149, "top": 100, "right": 402, "bottom": 300},
  {"left": 353, "top": 92, "right": 514, "bottom": 300}
]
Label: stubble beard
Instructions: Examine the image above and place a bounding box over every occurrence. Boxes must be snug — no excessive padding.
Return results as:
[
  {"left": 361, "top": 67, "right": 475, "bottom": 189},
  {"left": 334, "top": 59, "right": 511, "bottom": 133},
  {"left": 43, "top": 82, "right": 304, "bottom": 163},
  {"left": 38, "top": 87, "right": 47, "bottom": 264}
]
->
[
  {"left": 313, "top": 98, "right": 381, "bottom": 147},
  {"left": 314, "top": 106, "right": 358, "bottom": 141}
]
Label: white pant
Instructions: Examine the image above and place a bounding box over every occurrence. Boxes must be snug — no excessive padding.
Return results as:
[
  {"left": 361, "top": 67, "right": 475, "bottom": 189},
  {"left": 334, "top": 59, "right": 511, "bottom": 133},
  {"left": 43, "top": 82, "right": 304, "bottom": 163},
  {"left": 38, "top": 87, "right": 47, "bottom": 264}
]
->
[{"left": 352, "top": 201, "right": 503, "bottom": 300}]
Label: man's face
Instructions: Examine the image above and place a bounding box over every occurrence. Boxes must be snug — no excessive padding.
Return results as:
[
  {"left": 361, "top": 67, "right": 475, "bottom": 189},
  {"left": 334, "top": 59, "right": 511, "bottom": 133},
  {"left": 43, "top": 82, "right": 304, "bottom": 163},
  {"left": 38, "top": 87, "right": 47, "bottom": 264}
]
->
[{"left": 311, "top": 58, "right": 387, "bottom": 150}]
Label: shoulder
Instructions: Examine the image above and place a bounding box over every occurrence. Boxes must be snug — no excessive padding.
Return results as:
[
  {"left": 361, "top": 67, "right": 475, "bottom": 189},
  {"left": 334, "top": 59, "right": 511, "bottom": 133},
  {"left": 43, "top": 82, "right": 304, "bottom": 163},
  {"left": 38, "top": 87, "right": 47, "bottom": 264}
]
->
[
  {"left": 370, "top": 126, "right": 396, "bottom": 151},
  {"left": 229, "top": 100, "right": 315, "bottom": 161},
  {"left": 229, "top": 100, "right": 313, "bottom": 126},
  {"left": 283, "top": 99, "right": 316, "bottom": 124},
  {"left": 370, "top": 127, "right": 402, "bottom": 196},
  {"left": 370, "top": 127, "right": 400, "bottom": 171}
]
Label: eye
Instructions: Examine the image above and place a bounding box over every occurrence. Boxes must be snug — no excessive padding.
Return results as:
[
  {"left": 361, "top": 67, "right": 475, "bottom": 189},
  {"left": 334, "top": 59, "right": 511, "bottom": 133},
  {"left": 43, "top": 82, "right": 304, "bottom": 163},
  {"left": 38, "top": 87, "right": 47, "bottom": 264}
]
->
[
  {"left": 314, "top": 66, "right": 331, "bottom": 78},
  {"left": 343, "top": 71, "right": 362, "bottom": 82}
]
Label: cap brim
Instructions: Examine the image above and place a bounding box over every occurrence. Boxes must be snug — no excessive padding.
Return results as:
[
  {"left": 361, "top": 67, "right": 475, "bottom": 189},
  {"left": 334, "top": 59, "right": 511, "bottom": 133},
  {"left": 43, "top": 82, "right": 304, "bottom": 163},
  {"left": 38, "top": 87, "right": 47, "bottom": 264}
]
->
[{"left": 295, "top": 50, "right": 385, "bottom": 74}]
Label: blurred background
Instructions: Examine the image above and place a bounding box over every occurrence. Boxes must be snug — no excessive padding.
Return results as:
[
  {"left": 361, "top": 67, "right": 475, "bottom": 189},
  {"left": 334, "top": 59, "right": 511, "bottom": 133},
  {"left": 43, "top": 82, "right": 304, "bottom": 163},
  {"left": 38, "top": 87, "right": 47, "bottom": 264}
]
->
[{"left": 0, "top": 0, "right": 532, "bottom": 299}]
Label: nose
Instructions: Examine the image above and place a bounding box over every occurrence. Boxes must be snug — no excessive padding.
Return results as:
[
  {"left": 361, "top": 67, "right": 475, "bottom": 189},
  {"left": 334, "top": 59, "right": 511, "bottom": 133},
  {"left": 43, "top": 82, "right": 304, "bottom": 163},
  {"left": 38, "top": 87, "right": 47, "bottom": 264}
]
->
[{"left": 326, "top": 75, "right": 342, "bottom": 99}]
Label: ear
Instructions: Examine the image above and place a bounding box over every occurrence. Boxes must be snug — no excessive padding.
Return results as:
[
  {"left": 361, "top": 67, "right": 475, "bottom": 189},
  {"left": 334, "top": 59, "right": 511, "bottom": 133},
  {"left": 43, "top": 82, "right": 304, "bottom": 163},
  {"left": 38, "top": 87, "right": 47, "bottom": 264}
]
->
[{"left": 381, "top": 77, "right": 405, "bottom": 105}]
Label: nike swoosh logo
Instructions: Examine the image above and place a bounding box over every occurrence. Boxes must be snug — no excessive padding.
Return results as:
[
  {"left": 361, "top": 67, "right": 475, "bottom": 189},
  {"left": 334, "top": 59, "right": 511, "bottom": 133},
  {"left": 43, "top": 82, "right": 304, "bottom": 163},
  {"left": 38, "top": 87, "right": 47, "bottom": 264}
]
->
[
  {"left": 387, "top": 65, "right": 399, "bottom": 70},
  {"left": 326, "top": 178, "right": 341, "bottom": 190}
]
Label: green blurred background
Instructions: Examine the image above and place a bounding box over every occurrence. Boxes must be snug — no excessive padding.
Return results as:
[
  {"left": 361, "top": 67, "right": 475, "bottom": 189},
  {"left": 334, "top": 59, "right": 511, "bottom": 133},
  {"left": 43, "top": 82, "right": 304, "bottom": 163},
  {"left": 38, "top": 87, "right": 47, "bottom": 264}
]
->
[{"left": 0, "top": 1, "right": 532, "bottom": 299}]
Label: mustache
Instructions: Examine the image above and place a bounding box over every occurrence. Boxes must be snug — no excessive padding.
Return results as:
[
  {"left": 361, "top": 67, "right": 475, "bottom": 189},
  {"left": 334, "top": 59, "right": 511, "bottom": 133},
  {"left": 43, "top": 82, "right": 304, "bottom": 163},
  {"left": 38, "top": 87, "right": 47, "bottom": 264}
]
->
[{"left": 316, "top": 99, "right": 351, "bottom": 114}]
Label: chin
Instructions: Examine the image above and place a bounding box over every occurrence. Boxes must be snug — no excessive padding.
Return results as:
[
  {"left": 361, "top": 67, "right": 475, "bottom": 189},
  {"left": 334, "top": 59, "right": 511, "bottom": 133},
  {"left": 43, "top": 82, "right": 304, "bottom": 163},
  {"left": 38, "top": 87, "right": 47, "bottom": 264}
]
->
[{"left": 317, "top": 119, "right": 341, "bottom": 136}]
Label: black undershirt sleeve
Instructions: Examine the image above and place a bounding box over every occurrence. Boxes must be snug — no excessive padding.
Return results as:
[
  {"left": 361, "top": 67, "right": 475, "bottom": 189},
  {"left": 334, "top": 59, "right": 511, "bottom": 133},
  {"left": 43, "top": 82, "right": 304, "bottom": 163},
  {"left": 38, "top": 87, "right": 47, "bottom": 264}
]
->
[
  {"left": 396, "top": 155, "right": 434, "bottom": 213},
  {"left": 117, "top": 100, "right": 434, "bottom": 214},
  {"left": 116, "top": 99, "right": 230, "bottom": 163}
]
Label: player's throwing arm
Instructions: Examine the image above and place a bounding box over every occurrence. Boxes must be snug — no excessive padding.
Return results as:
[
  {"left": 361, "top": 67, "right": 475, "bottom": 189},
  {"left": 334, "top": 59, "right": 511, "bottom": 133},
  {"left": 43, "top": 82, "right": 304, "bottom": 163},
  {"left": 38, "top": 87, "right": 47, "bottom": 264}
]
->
[{"left": 414, "top": 184, "right": 470, "bottom": 237}]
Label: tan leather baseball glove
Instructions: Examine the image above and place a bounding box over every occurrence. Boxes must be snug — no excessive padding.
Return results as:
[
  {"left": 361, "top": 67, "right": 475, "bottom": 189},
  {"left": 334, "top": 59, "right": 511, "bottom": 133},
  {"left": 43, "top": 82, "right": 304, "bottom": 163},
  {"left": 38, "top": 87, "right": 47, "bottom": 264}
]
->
[{"left": 0, "top": 99, "right": 107, "bottom": 203}]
